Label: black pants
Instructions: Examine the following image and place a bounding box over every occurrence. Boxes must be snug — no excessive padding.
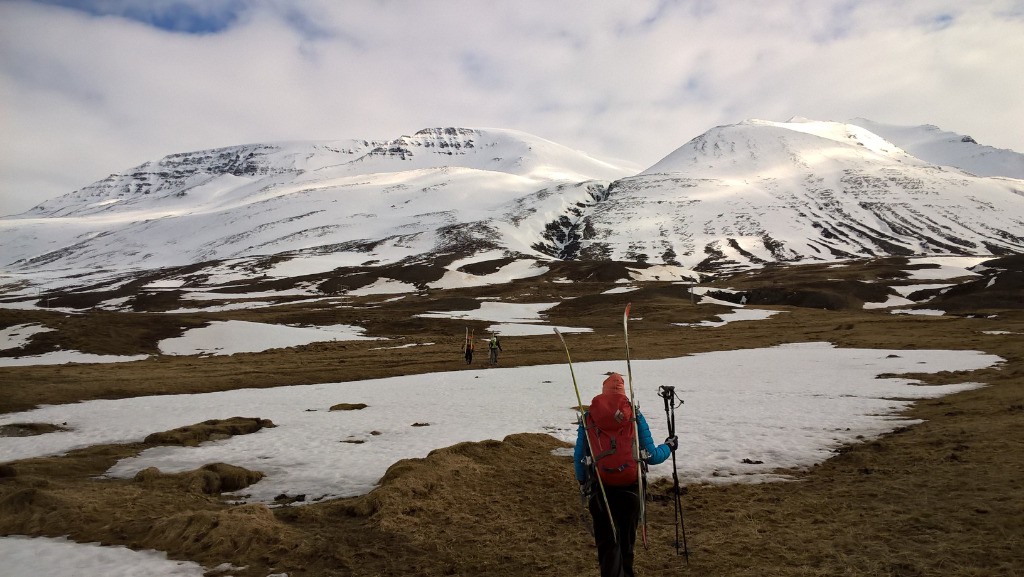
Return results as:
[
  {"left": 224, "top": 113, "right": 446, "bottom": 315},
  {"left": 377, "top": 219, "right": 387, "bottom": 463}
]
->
[{"left": 589, "top": 486, "right": 640, "bottom": 577}]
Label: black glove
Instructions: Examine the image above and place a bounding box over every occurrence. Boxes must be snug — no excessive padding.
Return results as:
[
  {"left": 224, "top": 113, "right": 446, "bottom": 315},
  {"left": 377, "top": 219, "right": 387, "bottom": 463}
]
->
[
  {"left": 579, "top": 480, "right": 592, "bottom": 505},
  {"left": 665, "top": 436, "right": 678, "bottom": 451}
]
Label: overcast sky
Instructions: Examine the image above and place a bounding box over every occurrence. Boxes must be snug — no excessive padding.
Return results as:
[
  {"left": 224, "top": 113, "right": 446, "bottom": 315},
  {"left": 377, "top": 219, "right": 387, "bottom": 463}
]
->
[{"left": 2, "top": 0, "right": 1023, "bottom": 215}]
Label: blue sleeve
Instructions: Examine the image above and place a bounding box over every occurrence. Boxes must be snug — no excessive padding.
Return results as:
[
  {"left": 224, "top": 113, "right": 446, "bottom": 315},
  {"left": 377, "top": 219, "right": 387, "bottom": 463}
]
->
[
  {"left": 637, "top": 412, "right": 671, "bottom": 466},
  {"left": 573, "top": 418, "right": 589, "bottom": 483}
]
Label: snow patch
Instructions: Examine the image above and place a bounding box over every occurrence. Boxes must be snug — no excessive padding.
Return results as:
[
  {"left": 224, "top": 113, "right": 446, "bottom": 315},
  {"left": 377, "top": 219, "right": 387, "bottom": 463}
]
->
[{"left": 157, "top": 321, "right": 379, "bottom": 356}]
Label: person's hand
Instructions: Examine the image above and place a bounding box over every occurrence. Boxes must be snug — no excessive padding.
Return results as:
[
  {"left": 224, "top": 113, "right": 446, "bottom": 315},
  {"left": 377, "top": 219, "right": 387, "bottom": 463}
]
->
[{"left": 665, "top": 436, "right": 678, "bottom": 451}]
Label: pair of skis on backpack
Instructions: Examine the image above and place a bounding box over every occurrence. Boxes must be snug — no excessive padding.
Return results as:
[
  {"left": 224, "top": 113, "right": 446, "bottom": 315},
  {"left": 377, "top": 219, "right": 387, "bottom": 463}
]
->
[{"left": 555, "top": 302, "right": 690, "bottom": 561}]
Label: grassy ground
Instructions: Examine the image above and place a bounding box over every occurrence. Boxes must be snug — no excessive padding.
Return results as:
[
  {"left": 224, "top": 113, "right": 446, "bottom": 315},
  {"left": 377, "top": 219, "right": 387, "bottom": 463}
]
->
[{"left": 1, "top": 258, "right": 1022, "bottom": 576}]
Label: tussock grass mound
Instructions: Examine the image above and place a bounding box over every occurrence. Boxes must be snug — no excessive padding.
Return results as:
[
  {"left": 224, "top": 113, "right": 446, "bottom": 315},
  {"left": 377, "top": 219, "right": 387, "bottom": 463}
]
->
[
  {"left": 134, "top": 463, "right": 264, "bottom": 494},
  {"left": 299, "top": 433, "right": 594, "bottom": 576},
  {"left": 139, "top": 504, "right": 303, "bottom": 566},
  {"left": 0, "top": 418, "right": 297, "bottom": 576},
  {"left": 143, "top": 417, "right": 274, "bottom": 446},
  {"left": 0, "top": 486, "right": 71, "bottom": 518}
]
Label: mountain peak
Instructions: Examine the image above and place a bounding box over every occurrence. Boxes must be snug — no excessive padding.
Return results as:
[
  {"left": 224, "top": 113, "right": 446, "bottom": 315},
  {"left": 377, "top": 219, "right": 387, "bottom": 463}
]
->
[
  {"left": 641, "top": 118, "right": 918, "bottom": 176},
  {"left": 367, "top": 127, "right": 481, "bottom": 160},
  {"left": 412, "top": 127, "right": 479, "bottom": 138}
]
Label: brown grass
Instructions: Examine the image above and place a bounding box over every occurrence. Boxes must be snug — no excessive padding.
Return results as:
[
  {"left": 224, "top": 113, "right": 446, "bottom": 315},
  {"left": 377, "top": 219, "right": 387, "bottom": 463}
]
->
[
  {"left": 142, "top": 417, "right": 275, "bottom": 446},
  {"left": 1, "top": 257, "right": 1022, "bottom": 576}
]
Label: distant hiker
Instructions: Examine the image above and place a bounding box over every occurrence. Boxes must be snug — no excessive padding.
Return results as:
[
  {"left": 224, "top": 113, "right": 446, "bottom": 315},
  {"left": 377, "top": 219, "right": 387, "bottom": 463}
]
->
[
  {"left": 740, "top": 294, "right": 748, "bottom": 305},
  {"left": 488, "top": 335, "right": 502, "bottom": 365},
  {"left": 574, "top": 372, "right": 677, "bottom": 577},
  {"left": 464, "top": 328, "right": 475, "bottom": 365}
]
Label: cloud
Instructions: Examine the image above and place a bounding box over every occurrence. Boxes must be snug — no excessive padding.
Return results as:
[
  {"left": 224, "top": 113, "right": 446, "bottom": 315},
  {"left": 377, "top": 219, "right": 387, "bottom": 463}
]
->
[{"left": 1, "top": 0, "right": 1023, "bottom": 215}]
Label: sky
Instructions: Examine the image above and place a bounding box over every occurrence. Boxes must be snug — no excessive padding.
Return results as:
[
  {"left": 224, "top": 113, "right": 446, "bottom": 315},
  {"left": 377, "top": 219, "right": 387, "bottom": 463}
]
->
[{"left": 2, "top": 0, "right": 1023, "bottom": 215}]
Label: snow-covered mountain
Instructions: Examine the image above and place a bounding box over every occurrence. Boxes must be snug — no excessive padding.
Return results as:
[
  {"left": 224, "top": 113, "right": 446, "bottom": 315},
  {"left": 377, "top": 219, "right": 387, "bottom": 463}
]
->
[
  {"left": 1, "top": 119, "right": 1023, "bottom": 297},
  {"left": 848, "top": 117, "right": 1024, "bottom": 180},
  {"left": 0, "top": 128, "right": 632, "bottom": 282},
  {"left": 524, "top": 118, "right": 1024, "bottom": 270},
  {"left": 22, "top": 127, "right": 631, "bottom": 219}
]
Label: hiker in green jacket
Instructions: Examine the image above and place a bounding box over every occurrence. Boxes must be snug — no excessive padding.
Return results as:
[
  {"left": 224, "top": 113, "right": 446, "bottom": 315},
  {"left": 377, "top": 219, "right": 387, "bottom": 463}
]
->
[{"left": 487, "top": 334, "right": 502, "bottom": 365}]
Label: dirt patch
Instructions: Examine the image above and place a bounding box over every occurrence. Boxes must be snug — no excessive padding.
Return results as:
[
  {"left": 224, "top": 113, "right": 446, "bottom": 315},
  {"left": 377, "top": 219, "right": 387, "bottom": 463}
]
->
[
  {"left": 0, "top": 309, "right": 202, "bottom": 357},
  {"left": 544, "top": 259, "right": 638, "bottom": 282},
  {"left": 746, "top": 280, "right": 890, "bottom": 309},
  {"left": 329, "top": 403, "right": 368, "bottom": 411},
  {"left": 924, "top": 257, "right": 1024, "bottom": 311},
  {"left": 457, "top": 256, "right": 517, "bottom": 276},
  {"left": 0, "top": 423, "right": 70, "bottom": 438}
]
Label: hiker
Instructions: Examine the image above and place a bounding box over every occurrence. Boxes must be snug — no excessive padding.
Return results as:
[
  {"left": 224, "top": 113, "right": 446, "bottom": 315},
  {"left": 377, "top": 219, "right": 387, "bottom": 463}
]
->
[
  {"left": 464, "top": 338, "right": 474, "bottom": 364},
  {"left": 488, "top": 335, "right": 502, "bottom": 365},
  {"left": 574, "top": 372, "right": 677, "bottom": 577}
]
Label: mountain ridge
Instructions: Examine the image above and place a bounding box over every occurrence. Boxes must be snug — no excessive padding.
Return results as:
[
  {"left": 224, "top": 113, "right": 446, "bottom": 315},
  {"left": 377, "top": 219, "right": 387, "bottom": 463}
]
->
[
  {"left": 848, "top": 117, "right": 1024, "bottom": 180},
  {"left": 2, "top": 118, "right": 1022, "bottom": 299},
  {"left": 20, "top": 128, "right": 633, "bottom": 219}
]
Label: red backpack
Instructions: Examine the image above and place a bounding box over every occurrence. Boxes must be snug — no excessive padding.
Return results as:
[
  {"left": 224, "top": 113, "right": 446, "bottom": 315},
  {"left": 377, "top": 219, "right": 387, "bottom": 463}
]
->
[{"left": 585, "top": 393, "right": 639, "bottom": 487}]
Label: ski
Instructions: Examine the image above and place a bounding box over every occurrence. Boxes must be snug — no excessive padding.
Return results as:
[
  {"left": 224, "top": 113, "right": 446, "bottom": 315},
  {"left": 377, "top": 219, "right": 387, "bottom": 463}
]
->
[
  {"left": 464, "top": 327, "right": 475, "bottom": 365},
  {"left": 623, "top": 303, "right": 648, "bottom": 548},
  {"left": 554, "top": 327, "right": 618, "bottom": 544}
]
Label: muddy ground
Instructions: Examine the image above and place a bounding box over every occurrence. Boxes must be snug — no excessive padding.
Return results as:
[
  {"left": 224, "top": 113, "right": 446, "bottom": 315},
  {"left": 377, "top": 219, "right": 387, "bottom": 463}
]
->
[{"left": 1, "top": 257, "right": 1022, "bottom": 576}]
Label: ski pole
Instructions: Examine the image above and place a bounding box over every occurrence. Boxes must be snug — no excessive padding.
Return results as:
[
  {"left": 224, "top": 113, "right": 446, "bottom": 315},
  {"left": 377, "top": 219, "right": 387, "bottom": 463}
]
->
[
  {"left": 554, "top": 327, "right": 618, "bottom": 544},
  {"left": 659, "top": 385, "right": 690, "bottom": 562}
]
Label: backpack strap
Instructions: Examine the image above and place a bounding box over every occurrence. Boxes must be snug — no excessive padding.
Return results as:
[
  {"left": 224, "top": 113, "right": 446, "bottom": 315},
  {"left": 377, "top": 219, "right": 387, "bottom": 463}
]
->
[{"left": 592, "top": 437, "right": 616, "bottom": 461}]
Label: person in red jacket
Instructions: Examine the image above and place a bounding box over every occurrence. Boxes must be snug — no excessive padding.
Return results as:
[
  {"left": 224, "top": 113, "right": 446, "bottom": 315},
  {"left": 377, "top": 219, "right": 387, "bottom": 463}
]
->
[{"left": 573, "top": 372, "right": 677, "bottom": 577}]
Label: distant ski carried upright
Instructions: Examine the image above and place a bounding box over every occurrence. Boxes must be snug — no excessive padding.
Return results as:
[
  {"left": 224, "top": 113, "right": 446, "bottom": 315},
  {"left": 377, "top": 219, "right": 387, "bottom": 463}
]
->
[{"left": 623, "top": 302, "right": 648, "bottom": 548}]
